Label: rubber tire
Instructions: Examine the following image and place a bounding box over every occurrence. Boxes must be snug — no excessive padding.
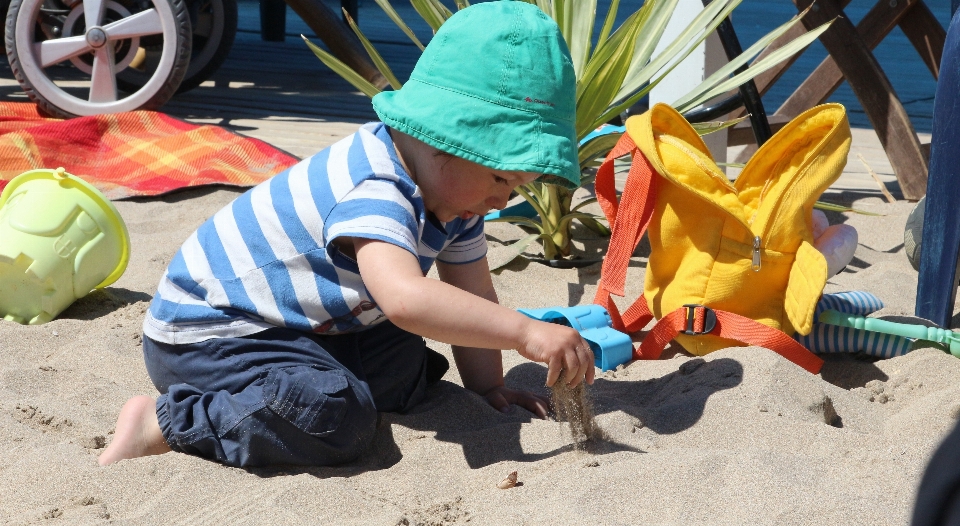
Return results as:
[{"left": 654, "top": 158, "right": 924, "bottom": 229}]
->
[
  {"left": 117, "top": 0, "right": 236, "bottom": 94},
  {"left": 5, "top": 0, "right": 193, "bottom": 118},
  {"left": 0, "top": 0, "right": 10, "bottom": 54},
  {"left": 179, "top": 0, "right": 236, "bottom": 93}
]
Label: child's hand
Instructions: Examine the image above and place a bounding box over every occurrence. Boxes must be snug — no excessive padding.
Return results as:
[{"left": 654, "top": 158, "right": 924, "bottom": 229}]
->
[
  {"left": 517, "top": 320, "right": 595, "bottom": 387},
  {"left": 482, "top": 385, "right": 550, "bottom": 419}
]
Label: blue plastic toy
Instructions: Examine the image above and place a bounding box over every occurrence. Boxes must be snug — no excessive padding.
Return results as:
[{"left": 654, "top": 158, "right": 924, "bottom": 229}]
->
[
  {"left": 518, "top": 304, "right": 634, "bottom": 371},
  {"left": 484, "top": 200, "right": 537, "bottom": 222}
]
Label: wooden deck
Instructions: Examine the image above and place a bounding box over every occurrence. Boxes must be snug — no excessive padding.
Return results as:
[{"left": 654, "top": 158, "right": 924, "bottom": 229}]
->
[{"left": 0, "top": 0, "right": 942, "bottom": 199}]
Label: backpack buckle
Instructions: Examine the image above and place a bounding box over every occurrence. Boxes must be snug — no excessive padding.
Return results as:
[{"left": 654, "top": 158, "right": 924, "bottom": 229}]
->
[{"left": 681, "top": 304, "right": 717, "bottom": 335}]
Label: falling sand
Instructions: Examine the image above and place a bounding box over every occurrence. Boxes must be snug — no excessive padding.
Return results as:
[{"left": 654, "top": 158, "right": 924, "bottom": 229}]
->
[{"left": 550, "top": 375, "right": 601, "bottom": 449}]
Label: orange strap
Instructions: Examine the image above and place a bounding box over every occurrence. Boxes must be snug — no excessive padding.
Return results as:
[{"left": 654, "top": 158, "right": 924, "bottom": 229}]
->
[
  {"left": 636, "top": 305, "right": 824, "bottom": 374},
  {"left": 591, "top": 132, "right": 823, "bottom": 374},
  {"left": 592, "top": 132, "right": 657, "bottom": 332}
]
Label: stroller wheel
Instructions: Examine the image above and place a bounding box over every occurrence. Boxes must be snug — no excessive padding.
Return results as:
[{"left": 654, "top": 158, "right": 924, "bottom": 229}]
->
[
  {"left": 5, "top": 0, "right": 192, "bottom": 118},
  {"left": 117, "top": 0, "right": 236, "bottom": 94},
  {"left": 0, "top": 0, "right": 9, "bottom": 52}
]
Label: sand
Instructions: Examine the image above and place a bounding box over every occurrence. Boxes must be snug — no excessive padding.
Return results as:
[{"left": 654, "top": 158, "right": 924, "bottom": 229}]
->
[{"left": 0, "top": 171, "right": 957, "bottom": 524}]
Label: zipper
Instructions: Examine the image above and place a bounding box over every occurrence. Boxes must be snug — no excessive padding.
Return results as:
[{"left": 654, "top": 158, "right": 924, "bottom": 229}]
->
[
  {"left": 752, "top": 236, "right": 762, "bottom": 271},
  {"left": 658, "top": 136, "right": 773, "bottom": 272}
]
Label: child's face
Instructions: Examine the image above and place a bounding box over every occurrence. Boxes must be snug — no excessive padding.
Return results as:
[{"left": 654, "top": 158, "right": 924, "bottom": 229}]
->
[{"left": 420, "top": 154, "right": 540, "bottom": 222}]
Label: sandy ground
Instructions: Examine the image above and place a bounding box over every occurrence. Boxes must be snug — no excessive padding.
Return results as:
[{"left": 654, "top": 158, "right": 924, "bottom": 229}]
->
[{"left": 0, "top": 171, "right": 957, "bottom": 524}]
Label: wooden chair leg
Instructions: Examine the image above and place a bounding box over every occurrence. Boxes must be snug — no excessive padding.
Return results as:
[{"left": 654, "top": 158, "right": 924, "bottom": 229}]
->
[
  {"left": 794, "top": 0, "right": 928, "bottom": 200},
  {"left": 777, "top": 0, "right": 924, "bottom": 118},
  {"left": 899, "top": 0, "right": 946, "bottom": 79},
  {"left": 730, "top": 0, "right": 855, "bottom": 110}
]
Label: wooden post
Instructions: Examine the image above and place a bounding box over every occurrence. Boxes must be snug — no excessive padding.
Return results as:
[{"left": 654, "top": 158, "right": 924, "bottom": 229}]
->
[
  {"left": 260, "top": 0, "right": 288, "bottom": 42},
  {"left": 285, "top": 0, "right": 388, "bottom": 90},
  {"left": 777, "top": 0, "right": 924, "bottom": 117},
  {"left": 793, "top": 0, "right": 928, "bottom": 199},
  {"left": 899, "top": 1, "right": 946, "bottom": 79}
]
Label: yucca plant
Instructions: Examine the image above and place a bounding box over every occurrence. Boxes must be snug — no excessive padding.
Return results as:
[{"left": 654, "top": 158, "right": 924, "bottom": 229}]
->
[{"left": 304, "top": 0, "right": 831, "bottom": 267}]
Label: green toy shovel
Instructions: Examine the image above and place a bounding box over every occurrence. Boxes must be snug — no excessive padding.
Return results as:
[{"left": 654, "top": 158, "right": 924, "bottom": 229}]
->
[{"left": 819, "top": 309, "right": 960, "bottom": 357}]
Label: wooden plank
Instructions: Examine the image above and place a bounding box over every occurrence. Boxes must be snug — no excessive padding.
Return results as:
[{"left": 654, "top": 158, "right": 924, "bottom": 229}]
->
[
  {"left": 793, "top": 0, "right": 928, "bottom": 199},
  {"left": 776, "top": 0, "right": 922, "bottom": 118},
  {"left": 898, "top": 0, "right": 946, "bottom": 79}
]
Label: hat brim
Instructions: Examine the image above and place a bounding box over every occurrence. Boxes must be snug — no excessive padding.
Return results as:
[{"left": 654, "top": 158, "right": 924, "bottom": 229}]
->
[{"left": 373, "top": 79, "right": 580, "bottom": 189}]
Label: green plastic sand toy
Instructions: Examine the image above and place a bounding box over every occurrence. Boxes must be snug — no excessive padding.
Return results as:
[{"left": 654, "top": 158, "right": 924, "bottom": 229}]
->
[
  {"left": 819, "top": 309, "right": 960, "bottom": 357},
  {"left": 0, "top": 168, "right": 130, "bottom": 324}
]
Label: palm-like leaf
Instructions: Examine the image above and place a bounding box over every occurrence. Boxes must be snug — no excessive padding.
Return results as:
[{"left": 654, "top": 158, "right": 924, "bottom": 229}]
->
[
  {"left": 593, "top": 0, "right": 745, "bottom": 129},
  {"left": 410, "top": 0, "right": 452, "bottom": 33},
  {"left": 597, "top": 0, "right": 621, "bottom": 46},
  {"left": 610, "top": 0, "right": 680, "bottom": 104},
  {"left": 578, "top": 132, "right": 622, "bottom": 171},
  {"left": 373, "top": 0, "right": 425, "bottom": 50},
  {"left": 303, "top": 36, "right": 382, "bottom": 98},
  {"left": 554, "top": 0, "right": 598, "bottom": 79},
  {"left": 691, "top": 116, "right": 748, "bottom": 135},
  {"left": 488, "top": 233, "right": 545, "bottom": 271},
  {"left": 575, "top": 7, "right": 651, "bottom": 137},
  {"left": 308, "top": 0, "right": 837, "bottom": 265},
  {"left": 343, "top": 9, "right": 403, "bottom": 90},
  {"left": 672, "top": 11, "right": 830, "bottom": 111}
]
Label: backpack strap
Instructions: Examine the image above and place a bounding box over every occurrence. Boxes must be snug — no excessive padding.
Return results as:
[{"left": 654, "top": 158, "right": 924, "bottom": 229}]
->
[
  {"left": 591, "top": 131, "right": 824, "bottom": 374},
  {"left": 592, "top": 132, "right": 657, "bottom": 333},
  {"left": 637, "top": 305, "right": 824, "bottom": 374}
]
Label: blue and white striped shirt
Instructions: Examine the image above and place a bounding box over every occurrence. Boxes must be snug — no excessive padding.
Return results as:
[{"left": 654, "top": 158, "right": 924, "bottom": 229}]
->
[{"left": 143, "top": 123, "right": 487, "bottom": 344}]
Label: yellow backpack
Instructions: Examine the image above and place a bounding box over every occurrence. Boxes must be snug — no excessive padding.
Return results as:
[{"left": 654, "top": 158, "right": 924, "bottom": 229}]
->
[{"left": 593, "top": 103, "right": 852, "bottom": 374}]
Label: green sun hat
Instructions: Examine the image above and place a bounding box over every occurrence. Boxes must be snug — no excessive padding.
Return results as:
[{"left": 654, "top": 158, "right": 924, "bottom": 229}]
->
[{"left": 372, "top": 1, "right": 579, "bottom": 189}]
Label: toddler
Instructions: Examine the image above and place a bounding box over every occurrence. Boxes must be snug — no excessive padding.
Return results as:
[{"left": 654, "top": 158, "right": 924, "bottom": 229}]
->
[{"left": 99, "top": 1, "right": 594, "bottom": 468}]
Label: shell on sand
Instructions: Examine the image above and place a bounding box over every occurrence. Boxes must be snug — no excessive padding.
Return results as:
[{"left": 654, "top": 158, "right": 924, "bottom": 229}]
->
[{"left": 497, "top": 471, "right": 518, "bottom": 489}]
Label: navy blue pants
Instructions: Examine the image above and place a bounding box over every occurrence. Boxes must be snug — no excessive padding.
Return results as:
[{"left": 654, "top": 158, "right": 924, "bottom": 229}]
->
[{"left": 143, "top": 321, "right": 430, "bottom": 467}]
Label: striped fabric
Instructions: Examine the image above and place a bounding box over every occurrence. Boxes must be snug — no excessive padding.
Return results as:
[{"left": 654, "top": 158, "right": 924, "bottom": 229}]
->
[
  {"left": 812, "top": 290, "right": 885, "bottom": 319},
  {"left": 143, "top": 122, "right": 486, "bottom": 344},
  {"left": 797, "top": 291, "right": 913, "bottom": 358}
]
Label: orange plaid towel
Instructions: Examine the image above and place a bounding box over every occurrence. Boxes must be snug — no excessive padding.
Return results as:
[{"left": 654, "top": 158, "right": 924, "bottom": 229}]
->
[{"left": 0, "top": 103, "right": 298, "bottom": 199}]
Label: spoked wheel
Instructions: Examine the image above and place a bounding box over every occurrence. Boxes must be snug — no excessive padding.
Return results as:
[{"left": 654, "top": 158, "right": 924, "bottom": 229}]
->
[
  {"left": 118, "top": 0, "right": 236, "bottom": 94},
  {"left": 5, "top": 0, "right": 192, "bottom": 118}
]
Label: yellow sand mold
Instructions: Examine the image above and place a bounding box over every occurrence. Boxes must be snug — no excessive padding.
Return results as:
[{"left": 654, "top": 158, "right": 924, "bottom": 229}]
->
[{"left": 0, "top": 168, "right": 130, "bottom": 324}]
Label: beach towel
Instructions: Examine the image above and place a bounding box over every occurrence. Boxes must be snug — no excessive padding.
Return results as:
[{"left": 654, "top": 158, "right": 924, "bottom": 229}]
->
[
  {"left": 592, "top": 103, "right": 852, "bottom": 375},
  {"left": 0, "top": 103, "right": 298, "bottom": 200}
]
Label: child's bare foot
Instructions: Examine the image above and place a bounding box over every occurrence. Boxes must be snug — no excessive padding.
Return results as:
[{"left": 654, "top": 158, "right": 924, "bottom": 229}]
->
[{"left": 98, "top": 396, "right": 172, "bottom": 466}]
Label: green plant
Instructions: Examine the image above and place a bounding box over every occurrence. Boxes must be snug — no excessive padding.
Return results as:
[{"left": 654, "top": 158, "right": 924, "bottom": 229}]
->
[{"left": 304, "top": 0, "right": 831, "bottom": 267}]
